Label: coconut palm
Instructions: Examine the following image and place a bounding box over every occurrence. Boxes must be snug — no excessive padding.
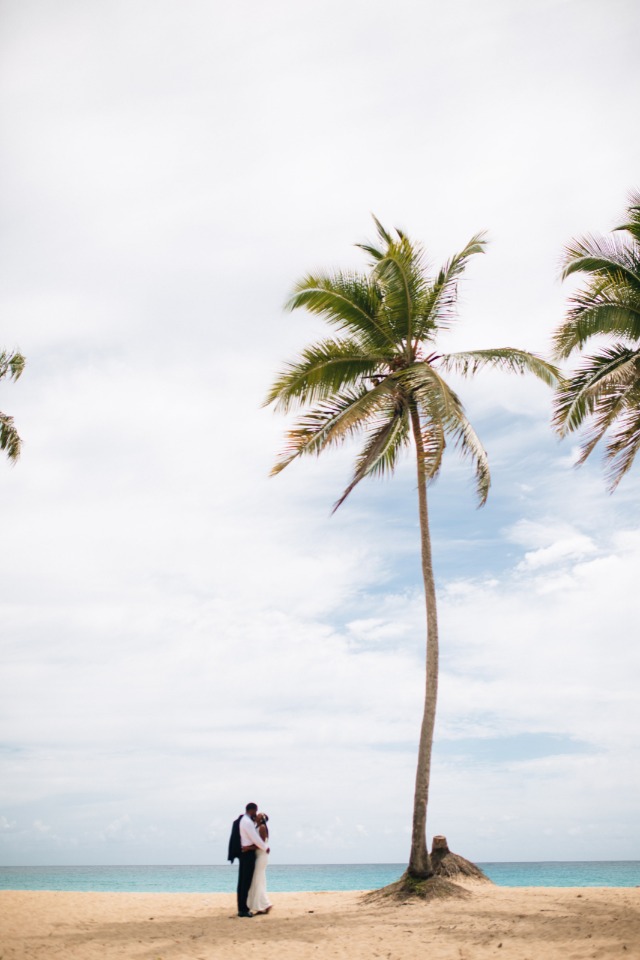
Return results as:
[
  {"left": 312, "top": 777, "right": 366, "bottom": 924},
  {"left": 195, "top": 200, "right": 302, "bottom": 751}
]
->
[
  {"left": 266, "top": 220, "right": 558, "bottom": 881},
  {"left": 0, "top": 349, "right": 25, "bottom": 461},
  {"left": 553, "top": 192, "right": 640, "bottom": 490}
]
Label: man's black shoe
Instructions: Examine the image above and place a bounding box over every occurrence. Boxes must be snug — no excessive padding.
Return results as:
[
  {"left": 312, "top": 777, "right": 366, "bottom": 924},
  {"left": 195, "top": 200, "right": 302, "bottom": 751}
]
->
[{"left": 238, "top": 911, "right": 254, "bottom": 918}]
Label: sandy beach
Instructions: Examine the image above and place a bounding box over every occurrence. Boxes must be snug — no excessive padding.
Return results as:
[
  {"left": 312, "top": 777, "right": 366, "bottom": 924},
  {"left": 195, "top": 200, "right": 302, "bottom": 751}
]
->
[{"left": 1, "top": 885, "right": 639, "bottom": 960}]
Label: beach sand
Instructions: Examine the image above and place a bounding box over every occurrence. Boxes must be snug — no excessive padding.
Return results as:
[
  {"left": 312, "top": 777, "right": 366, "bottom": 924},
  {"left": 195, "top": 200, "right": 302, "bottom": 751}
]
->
[{"left": 1, "top": 885, "right": 639, "bottom": 959}]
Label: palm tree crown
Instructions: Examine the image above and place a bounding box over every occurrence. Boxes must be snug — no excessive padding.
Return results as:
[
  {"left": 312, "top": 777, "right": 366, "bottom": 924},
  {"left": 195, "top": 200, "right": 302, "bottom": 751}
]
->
[
  {"left": 553, "top": 192, "right": 640, "bottom": 489},
  {"left": 267, "top": 219, "right": 558, "bottom": 881},
  {"left": 267, "top": 219, "right": 557, "bottom": 507},
  {"left": 0, "top": 349, "right": 25, "bottom": 462}
]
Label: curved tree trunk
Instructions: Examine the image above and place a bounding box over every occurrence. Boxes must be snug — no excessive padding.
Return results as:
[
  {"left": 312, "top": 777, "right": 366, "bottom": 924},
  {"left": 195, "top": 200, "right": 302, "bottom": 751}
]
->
[{"left": 407, "top": 405, "right": 440, "bottom": 880}]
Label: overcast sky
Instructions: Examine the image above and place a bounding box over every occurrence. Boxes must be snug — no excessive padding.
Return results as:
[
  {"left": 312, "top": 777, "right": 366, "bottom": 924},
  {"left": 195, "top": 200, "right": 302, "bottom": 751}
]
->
[{"left": 1, "top": 0, "right": 640, "bottom": 868}]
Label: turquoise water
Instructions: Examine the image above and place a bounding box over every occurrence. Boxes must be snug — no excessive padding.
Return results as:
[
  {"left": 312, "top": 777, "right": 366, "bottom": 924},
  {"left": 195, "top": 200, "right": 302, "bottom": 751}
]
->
[{"left": 1, "top": 861, "right": 639, "bottom": 892}]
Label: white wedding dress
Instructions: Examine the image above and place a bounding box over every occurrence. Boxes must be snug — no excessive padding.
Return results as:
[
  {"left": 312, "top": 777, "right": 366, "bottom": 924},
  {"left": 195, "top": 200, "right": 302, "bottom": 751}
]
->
[{"left": 247, "top": 849, "right": 271, "bottom": 913}]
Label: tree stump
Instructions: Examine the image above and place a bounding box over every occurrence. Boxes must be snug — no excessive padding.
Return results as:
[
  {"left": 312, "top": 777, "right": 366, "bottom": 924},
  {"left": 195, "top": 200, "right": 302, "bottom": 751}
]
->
[{"left": 430, "top": 835, "right": 492, "bottom": 882}]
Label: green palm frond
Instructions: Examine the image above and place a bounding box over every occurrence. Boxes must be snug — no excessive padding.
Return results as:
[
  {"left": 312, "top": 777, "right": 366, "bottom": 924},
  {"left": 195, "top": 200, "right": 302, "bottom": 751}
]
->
[
  {"left": 552, "top": 193, "right": 640, "bottom": 488},
  {"left": 553, "top": 276, "right": 640, "bottom": 359},
  {"left": 0, "top": 412, "right": 21, "bottom": 461},
  {"left": 572, "top": 385, "right": 634, "bottom": 470},
  {"left": 286, "top": 271, "right": 395, "bottom": 350},
  {"left": 413, "top": 404, "right": 447, "bottom": 482},
  {"left": 0, "top": 350, "right": 25, "bottom": 463},
  {"left": 371, "top": 234, "right": 430, "bottom": 346},
  {"left": 561, "top": 233, "right": 640, "bottom": 285},
  {"left": 394, "top": 363, "right": 456, "bottom": 480},
  {"left": 270, "top": 380, "right": 395, "bottom": 475},
  {"left": 264, "top": 337, "right": 383, "bottom": 412},
  {"left": 410, "top": 381, "right": 490, "bottom": 503},
  {"left": 355, "top": 215, "right": 400, "bottom": 263},
  {"left": 332, "top": 398, "right": 410, "bottom": 511},
  {"left": 440, "top": 348, "right": 560, "bottom": 387},
  {"left": 568, "top": 374, "right": 640, "bottom": 489},
  {"left": 0, "top": 350, "right": 26, "bottom": 382},
  {"left": 444, "top": 408, "right": 491, "bottom": 505},
  {"left": 557, "top": 195, "right": 640, "bottom": 361},
  {"left": 614, "top": 191, "right": 640, "bottom": 244},
  {"left": 402, "top": 362, "right": 464, "bottom": 481},
  {"left": 603, "top": 387, "right": 640, "bottom": 489},
  {"left": 413, "top": 234, "right": 487, "bottom": 342},
  {"left": 397, "top": 360, "right": 466, "bottom": 422},
  {"left": 553, "top": 344, "right": 638, "bottom": 435},
  {"left": 400, "top": 360, "right": 490, "bottom": 500}
]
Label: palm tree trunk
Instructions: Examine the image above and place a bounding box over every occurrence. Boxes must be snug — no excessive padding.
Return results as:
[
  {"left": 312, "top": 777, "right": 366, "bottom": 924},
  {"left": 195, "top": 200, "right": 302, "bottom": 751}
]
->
[{"left": 407, "top": 405, "right": 440, "bottom": 879}]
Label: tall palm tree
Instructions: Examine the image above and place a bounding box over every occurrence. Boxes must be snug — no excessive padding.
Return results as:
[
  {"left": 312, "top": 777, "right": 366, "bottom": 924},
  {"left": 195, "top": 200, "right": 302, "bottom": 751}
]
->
[
  {"left": 0, "top": 349, "right": 25, "bottom": 461},
  {"left": 553, "top": 192, "right": 640, "bottom": 490},
  {"left": 266, "top": 220, "right": 558, "bottom": 880}
]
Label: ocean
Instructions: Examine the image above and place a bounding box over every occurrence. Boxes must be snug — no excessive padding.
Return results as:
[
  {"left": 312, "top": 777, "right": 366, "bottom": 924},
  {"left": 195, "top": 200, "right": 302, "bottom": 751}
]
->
[{"left": 1, "top": 861, "right": 639, "bottom": 892}]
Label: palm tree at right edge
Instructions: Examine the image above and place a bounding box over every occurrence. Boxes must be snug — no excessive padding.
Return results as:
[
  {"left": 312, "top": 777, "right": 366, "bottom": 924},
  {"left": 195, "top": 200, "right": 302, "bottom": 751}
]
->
[
  {"left": 266, "top": 221, "right": 559, "bottom": 881},
  {"left": 553, "top": 192, "right": 640, "bottom": 490}
]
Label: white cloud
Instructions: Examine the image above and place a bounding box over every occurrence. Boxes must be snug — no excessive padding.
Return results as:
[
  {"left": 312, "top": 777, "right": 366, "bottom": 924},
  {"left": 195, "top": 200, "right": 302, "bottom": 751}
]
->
[{"left": 517, "top": 534, "right": 596, "bottom": 570}]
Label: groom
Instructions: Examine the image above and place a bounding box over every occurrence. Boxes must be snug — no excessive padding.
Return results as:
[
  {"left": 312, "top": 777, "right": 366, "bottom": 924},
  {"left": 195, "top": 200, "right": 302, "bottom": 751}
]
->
[{"left": 237, "top": 802, "right": 269, "bottom": 918}]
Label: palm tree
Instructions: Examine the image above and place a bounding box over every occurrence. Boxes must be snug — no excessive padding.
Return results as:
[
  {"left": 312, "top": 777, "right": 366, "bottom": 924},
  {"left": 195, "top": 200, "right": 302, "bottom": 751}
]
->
[
  {"left": 266, "top": 220, "right": 558, "bottom": 881},
  {"left": 553, "top": 192, "right": 640, "bottom": 490},
  {"left": 0, "top": 349, "right": 25, "bottom": 461}
]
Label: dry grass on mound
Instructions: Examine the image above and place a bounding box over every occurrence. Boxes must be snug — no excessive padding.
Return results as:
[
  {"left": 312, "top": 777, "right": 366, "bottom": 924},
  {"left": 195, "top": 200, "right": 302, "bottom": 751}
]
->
[
  {"left": 362, "top": 873, "right": 473, "bottom": 904},
  {"left": 431, "top": 849, "right": 492, "bottom": 883},
  {"left": 363, "top": 838, "right": 492, "bottom": 903}
]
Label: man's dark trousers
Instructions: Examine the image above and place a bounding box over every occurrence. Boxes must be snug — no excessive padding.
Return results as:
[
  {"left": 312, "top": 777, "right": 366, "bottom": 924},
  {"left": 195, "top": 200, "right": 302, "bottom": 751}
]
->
[{"left": 237, "top": 850, "right": 256, "bottom": 914}]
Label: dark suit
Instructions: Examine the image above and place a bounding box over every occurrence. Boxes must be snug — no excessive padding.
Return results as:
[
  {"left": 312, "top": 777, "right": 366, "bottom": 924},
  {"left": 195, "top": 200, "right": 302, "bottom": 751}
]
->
[{"left": 237, "top": 849, "right": 256, "bottom": 914}]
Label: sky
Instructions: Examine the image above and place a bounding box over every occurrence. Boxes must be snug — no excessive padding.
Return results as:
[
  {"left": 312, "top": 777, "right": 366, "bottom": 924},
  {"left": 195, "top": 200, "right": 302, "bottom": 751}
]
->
[{"left": 1, "top": 0, "right": 640, "bottom": 868}]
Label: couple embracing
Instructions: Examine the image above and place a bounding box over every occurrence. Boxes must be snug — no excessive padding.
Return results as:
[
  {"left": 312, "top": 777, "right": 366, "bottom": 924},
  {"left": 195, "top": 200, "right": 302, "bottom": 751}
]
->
[{"left": 229, "top": 801, "right": 272, "bottom": 918}]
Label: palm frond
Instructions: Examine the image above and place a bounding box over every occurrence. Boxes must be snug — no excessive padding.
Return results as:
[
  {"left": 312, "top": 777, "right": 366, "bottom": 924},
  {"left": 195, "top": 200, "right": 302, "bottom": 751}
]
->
[
  {"left": 552, "top": 278, "right": 640, "bottom": 359},
  {"left": 603, "top": 388, "right": 640, "bottom": 489},
  {"left": 270, "top": 380, "right": 396, "bottom": 475},
  {"left": 571, "top": 375, "right": 640, "bottom": 488},
  {"left": 286, "top": 271, "right": 396, "bottom": 350},
  {"left": 412, "top": 233, "right": 487, "bottom": 342},
  {"left": 552, "top": 196, "right": 640, "bottom": 487},
  {"left": 412, "top": 385, "right": 490, "bottom": 504},
  {"left": 553, "top": 344, "right": 639, "bottom": 435},
  {"left": 396, "top": 360, "right": 466, "bottom": 423},
  {"left": 561, "top": 233, "right": 640, "bottom": 285},
  {"left": 398, "top": 361, "right": 469, "bottom": 481},
  {"left": 264, "top": 337, "right": 383, "bottom": 412},
  {"left": 553, "top": 348, "right": 640, "bottom": 489},
  {"left": 0, "top": 412, "right": 21, "bottom": 461},
  {"left": 399, "top": 361, "right": 490, "bottom": 500},
  {"left": 613, "top": 190, "right": 640, "bottom": 245},
  {"left": 0, "top": 350, "right": 26, "bottom": 382},
  {"left": 440, "top": 348, "right": 560, "bottom": 387},
  {"left": 332, "top": 398, "right": 410, "bottom": 511},
  {"left": 564, "top": 356, "right": 640, "bottom": 474},
  {"left": 355, "top": 215, "right": 396, "bottom": 263},
  {"left": 414, "top": 407, "right": 447, "bottom": 482},
  {"left": 446, "top": 410, "right": 491, "bottom": 505},
  {"left": 571, "top": 384, "right": 632, "bottom": 470},
  {"left": 371, "top": 233, "right": 431, "bottom": 346}
]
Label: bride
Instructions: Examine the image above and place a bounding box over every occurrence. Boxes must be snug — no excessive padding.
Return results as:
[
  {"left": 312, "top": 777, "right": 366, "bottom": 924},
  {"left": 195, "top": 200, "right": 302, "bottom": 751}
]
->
[{"left": 247, "top": 813, "right": 272, "bottom": 915}]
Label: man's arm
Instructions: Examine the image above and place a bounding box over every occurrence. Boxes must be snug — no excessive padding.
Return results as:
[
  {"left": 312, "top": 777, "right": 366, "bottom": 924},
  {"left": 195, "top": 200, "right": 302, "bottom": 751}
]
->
[{"left": 241, "top": 817, "right": 269, "bottom": 852}]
